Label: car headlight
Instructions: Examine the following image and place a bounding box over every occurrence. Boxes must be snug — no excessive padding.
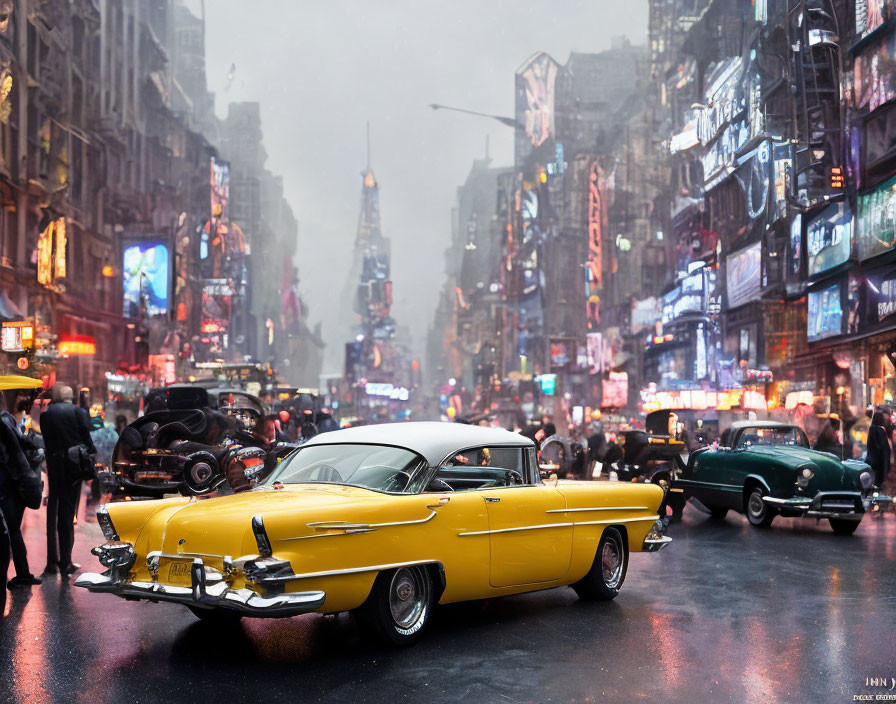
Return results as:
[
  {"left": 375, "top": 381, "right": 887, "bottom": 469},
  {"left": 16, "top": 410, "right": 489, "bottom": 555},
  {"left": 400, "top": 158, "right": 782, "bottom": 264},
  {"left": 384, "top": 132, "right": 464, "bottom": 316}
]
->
[
  {"left": 96, "top": 505, "right": 119, "bottom": 540},
  {"left": 859, "top": 471, "right": 873, "bottom": 490},
  {"left": 796, "top": 466, "right": 814, "bottom": 488}
]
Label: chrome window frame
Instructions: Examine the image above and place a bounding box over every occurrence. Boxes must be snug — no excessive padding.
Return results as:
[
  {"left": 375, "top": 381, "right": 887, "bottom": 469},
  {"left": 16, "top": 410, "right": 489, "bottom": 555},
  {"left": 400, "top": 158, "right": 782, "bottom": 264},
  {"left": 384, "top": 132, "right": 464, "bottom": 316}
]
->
[
  {"left": 427, "top": 443, "right": 534, "bottom": 491},
  {"left": 263, "top": 442, "right": 431, "bottom": 496}
]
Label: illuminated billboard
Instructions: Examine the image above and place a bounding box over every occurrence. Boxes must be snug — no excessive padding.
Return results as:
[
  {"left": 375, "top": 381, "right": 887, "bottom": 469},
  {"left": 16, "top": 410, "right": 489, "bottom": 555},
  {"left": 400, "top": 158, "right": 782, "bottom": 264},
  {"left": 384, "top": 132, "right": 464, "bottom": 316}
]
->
[
  {"left": 807, "top": 202, "right": 853, "bottom": 276},
  {"left": 123, "top": 242, "right": 170, "bottom": 318},
  {"left": 202, "top": 157, "right": 231, "bottom": 266},
  {"left": 725, "top": 242, "right": 762, "bottom": 309},
  {"left": 201, "top": 281, "right": 233, "bottom": 333},
  {"left": 210, "top": 156, "right": 230, "bottom": 222},
  {"left": 848, "top": 31, "right": 896, "bottom": 112},
  {"left": 516, "top": 52, "right": 559, "bottom": 148},
  {"left": 586, "top": 162, "right": 603, "bottom": 330},
  {"left": 856, "top": 0, "right": 894, "bottom": 37},
  {"left": 806, "top": 282, "right": 843, "bottom": 342},
  {"left": 857, "top": 172, "right": 896, "bottom": 260},
  {"left": 808, "top": 282, "right": 844, "bottom": 341}
]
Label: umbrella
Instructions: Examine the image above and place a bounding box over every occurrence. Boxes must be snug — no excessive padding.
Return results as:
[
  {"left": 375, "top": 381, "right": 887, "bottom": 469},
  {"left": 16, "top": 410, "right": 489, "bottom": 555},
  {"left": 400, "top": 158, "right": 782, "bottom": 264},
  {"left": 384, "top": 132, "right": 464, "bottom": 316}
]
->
[{"left": 0, "top": 375, "right": 43, "bottom": 391}]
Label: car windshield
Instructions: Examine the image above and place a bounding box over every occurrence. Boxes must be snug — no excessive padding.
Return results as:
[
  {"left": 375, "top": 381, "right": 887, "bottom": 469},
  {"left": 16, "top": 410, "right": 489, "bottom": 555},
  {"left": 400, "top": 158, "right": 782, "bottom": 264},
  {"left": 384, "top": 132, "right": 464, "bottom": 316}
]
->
[
  {"left": 737, "top": 427, "right": 808, "bottom": 449},
  {"left": 264, "top": 443, "right": 429, "bottom": 493}
]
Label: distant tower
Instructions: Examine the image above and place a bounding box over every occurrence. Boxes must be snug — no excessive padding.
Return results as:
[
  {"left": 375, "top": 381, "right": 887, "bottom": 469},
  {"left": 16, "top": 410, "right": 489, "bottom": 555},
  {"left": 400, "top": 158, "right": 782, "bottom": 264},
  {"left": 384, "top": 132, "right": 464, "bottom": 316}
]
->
[
  {"left": 355, "top": 123, "right": 385, "bottom": 251},
  {"left": 339, "top": 125, "right": 395, "bottom": 390}
]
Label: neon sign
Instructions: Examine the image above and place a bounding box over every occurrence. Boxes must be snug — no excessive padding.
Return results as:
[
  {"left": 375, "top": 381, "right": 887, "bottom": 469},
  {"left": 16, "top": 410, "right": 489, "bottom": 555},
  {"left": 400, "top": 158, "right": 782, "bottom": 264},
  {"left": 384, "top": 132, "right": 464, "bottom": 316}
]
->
[{"left": 586, "top": 162, "right": 603, "bottom": 329}]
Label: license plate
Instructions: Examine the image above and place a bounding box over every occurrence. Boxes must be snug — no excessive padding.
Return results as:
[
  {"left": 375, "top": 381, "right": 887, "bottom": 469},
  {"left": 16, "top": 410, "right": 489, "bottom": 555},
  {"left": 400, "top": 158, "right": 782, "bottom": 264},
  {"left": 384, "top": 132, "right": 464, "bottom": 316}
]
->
[{"left": 168, "top": 561, "right": 191, "bottom": 579}]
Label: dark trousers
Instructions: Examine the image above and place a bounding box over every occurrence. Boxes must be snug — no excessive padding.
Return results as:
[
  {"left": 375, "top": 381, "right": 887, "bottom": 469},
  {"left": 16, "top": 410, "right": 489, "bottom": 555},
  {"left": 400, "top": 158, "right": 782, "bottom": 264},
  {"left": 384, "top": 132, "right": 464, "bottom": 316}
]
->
[
  {"left": 0, "top": 505, "right": 9, "bottom": 616},
  {"left": 46, "top": 457, "right": 81, "bottom": 569},
  {"left": 0, "top": 492, "right": 29, "bottom": 577}
]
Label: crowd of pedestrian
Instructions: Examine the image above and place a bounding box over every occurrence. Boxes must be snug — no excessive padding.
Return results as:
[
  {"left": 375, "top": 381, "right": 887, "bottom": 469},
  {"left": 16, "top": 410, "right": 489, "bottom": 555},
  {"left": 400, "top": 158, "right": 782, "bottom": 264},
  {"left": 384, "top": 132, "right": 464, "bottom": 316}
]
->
[
  {"left": 1, "top": 381, "right": 99, "bottom": 618},
  {"left": 505, "top": 405, "right": 896, "bottom": 493}
]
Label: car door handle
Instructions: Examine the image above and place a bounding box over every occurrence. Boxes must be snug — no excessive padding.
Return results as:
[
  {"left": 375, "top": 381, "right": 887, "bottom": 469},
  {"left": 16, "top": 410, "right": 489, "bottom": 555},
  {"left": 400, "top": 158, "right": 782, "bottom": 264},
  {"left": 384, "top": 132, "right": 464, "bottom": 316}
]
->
[{"left": 484, "top": 497, "right": 500, "bottom": 503}]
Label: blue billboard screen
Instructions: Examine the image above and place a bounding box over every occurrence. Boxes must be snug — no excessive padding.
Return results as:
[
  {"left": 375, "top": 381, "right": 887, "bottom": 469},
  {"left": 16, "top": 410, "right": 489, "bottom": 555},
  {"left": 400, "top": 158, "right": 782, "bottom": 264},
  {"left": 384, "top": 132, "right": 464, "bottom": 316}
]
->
[{"left": 123, "top": 242, "right": 170, "bottom": 318}]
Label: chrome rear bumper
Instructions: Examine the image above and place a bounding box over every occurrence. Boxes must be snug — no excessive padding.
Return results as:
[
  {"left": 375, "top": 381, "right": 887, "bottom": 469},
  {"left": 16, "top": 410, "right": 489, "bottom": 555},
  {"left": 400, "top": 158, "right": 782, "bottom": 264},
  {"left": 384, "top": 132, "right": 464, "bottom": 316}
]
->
[{"left": 74, "top": 557, "right": 325, "bottom": 618}]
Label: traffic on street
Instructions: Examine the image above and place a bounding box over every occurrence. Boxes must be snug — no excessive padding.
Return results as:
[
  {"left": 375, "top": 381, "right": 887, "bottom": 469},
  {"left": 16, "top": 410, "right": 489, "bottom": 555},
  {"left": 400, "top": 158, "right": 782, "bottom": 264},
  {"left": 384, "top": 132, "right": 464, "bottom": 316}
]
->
[
  {"left": 3, "top": 1, "right": 896, "bottom": 703},
  {"left": 2, "top": 494, "right": 894, "bottom": 704}
]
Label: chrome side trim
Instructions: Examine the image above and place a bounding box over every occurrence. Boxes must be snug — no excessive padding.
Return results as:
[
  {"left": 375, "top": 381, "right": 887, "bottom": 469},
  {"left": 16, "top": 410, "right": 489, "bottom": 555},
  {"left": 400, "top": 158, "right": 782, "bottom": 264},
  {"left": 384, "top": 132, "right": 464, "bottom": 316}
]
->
[
  {"left": 459, "top": 522, "right": 573, "bottom": 537},
  {"left": 145, "top": 549, "right": 230, "bottom": 562},
  {"left": 458, "top": 514, "right": 660, "bottom": 537},
  {"left": 674, "top": 479, "right": 741, "bottom": 490},
  {"left": 372, "top": 512, "right": 438, "bottom": 528},
  {"left": 573, "top": 516, "right": 662, "bottom": 527},
  {"left": 284, "top": 511, "right": 437, "bottom": 541},
  {"left": 266, "top": 559, "right": 440, "bottom": 582},
  {"left": 545, "top": 506, "right": 649, "bottom": 513}
]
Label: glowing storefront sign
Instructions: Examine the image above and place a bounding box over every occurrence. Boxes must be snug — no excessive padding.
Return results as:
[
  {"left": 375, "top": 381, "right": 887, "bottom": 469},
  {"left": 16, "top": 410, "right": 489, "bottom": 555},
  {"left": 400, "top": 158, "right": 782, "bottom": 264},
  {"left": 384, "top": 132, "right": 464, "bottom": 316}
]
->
[
  {"left": 1, "top": 322, "right": 34, "bottom": 352},
  {"left": 59, "top": 335, "right": 96, "bottom": 356},
  {"left": 640, "top": 387, "right": 767, "bottom": 411},
  {"left": 37, "top": 217, "right": 66, "bottom": 289},
  {"left": 364, "top": 383, "right": 409, "bottom": 401}
]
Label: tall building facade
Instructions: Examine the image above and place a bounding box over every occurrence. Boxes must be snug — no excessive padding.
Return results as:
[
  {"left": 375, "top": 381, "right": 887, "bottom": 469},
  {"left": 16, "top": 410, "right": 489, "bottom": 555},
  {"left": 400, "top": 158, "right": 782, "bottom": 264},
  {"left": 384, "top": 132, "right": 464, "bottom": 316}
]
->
[{"left": 0, "top": 0, "right": 320, "bottom": 397}]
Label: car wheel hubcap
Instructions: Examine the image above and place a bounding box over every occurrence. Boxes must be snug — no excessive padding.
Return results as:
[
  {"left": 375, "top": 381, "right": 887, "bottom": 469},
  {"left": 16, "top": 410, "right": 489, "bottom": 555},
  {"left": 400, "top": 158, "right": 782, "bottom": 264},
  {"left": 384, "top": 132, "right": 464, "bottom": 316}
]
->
[
  {"left": 601, "top": 539, "right": 622, "bottom": 589},
  {"left": 191, "top": 462, "right": 212, "bottom": 484},
  {"left": 389, "top": 567, "right": 428, "bottom": 631},
  {"left": 749, "top": 491, "right": 764, "bottom": 519}
]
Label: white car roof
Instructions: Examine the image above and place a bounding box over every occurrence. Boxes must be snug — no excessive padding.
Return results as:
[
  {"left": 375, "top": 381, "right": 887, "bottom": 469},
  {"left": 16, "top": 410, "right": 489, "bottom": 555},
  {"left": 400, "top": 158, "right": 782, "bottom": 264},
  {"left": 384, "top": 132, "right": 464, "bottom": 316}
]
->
[
  {"left": 731, "top": 420, "right": 793, "bottom": 429},
  {"left": 301, "top": 421, "right": 533, "bottom": 466}
]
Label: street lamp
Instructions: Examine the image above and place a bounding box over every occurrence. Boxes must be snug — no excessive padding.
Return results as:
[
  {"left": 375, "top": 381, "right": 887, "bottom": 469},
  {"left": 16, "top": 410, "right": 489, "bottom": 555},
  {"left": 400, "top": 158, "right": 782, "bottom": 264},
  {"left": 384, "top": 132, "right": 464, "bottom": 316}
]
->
[{"left": 428, "top": 103, "right": 524, "bottom": 130}]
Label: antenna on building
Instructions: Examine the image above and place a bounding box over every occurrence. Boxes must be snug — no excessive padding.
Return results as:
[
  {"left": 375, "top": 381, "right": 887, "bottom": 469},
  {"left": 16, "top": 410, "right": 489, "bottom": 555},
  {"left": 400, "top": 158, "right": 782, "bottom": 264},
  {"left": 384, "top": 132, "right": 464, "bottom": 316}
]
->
[
  {"left": 485, "top": 134, "right": 490, "bottom": 161},
  {"left": 366, "top": 121, "right": 371, "bottom": 171}
]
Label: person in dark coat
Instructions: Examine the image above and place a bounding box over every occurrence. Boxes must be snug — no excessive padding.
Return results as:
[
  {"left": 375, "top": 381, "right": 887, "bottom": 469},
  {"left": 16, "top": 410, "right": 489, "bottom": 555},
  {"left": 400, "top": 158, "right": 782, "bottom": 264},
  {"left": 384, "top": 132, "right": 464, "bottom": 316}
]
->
[
  {"left": 0, "top": 505, "right": 9, "bottom": 618},
  {"left": 39, "top": 385, "right": 96, "bottom": 577},
  {"left": 0, "top": 388, "right": 44, "bottom": 587},
  {"left": 866, "top": 411, "right": 891, "bottom": 488},
  {"left": 814, "top": 419, "right": 843, "bottom": 458}
]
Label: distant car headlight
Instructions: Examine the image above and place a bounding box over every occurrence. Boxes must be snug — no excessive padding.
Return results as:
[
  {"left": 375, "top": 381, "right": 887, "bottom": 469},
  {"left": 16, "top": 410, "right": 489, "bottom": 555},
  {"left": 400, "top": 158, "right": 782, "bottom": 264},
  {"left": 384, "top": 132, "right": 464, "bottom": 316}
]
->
[
  {"left": 859, "top": 471, "right": 873, "bottom": 490},
  {"left": 796, "top": 466, "right": 814, "bottom": 488}
]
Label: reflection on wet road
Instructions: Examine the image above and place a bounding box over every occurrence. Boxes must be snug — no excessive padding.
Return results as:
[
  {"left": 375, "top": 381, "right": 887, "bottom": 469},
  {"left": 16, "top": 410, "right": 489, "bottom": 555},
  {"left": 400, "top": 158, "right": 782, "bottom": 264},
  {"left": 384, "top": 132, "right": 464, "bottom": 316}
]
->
[{"left": 2, "top": 499, "right": 894, "bottom": 703}]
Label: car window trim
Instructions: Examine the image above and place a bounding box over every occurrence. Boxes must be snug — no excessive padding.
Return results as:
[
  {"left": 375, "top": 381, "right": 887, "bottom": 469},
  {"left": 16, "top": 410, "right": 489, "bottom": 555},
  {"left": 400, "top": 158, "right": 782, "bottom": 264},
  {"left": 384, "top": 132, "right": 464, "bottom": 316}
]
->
[
  {"left": 266, "top": 442, "right": 430, "bottom": 494},
  {"left": 432, "top": 443, "right": 534, "bottom": 487}
]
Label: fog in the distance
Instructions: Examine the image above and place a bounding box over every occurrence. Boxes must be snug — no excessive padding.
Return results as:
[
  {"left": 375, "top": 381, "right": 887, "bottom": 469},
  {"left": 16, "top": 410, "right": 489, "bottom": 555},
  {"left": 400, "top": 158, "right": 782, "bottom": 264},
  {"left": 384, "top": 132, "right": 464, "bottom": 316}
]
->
[{"left": 193, "top": 0, "right": 648, "bottom": 373}]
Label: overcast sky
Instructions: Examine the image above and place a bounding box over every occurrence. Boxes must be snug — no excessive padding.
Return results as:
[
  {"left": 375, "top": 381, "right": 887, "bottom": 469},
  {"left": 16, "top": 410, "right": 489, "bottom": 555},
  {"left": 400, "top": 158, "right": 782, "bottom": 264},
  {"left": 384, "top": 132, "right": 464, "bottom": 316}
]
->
[{"left": 191, "top": 0, "right": 648, "bottom": 374}]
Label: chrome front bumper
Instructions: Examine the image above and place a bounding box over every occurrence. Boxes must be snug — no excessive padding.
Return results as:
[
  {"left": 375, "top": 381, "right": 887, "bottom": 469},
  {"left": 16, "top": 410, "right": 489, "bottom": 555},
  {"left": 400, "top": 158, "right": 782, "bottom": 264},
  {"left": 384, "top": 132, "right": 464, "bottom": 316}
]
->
[
  {"left": 74, "top": 556, "right": 325, "bottom": 618},
  {"left": 762, "top": 490, "right": 866, "bottom": 520},
  {"left": 642, "top": 519, "right": 672, "bottom": 552}
]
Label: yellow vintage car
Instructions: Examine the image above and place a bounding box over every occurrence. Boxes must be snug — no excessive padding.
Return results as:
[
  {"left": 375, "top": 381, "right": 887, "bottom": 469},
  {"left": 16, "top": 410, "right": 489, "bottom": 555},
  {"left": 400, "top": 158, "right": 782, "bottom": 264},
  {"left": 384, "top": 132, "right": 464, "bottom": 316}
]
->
[{"left": 76, "top": 423, "right": 670, "bottom": 644}]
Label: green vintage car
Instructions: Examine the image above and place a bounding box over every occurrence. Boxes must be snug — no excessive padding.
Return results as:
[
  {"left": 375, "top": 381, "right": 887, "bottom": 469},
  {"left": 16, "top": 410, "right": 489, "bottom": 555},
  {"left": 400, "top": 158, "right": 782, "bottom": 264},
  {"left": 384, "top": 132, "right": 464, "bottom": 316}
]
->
[{"left": 674, "top": 421, "right": 879, "bottom": 535}]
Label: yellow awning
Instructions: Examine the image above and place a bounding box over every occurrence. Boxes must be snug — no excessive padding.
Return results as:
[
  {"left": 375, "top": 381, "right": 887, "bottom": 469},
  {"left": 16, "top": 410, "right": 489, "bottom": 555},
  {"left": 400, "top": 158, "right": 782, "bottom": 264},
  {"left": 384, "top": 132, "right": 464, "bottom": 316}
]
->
[{"left": 0, "top": 375, "right": 43, "bottom": 391}]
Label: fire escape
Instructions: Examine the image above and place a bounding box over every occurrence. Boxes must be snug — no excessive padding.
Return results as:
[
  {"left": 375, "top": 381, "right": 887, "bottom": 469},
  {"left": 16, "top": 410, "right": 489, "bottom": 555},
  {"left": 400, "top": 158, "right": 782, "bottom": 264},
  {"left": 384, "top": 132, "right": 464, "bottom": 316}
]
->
[{"left": 788, "top": 0, "right": 843, "bottom": 207}]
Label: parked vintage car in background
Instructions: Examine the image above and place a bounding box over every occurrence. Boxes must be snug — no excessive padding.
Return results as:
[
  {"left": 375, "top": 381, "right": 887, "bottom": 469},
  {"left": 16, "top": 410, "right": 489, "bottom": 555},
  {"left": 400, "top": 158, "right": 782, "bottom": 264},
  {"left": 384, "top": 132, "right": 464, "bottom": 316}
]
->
[
  {"left": 103, "top": 385, "right": 294, "bottom": 498},
  {"left": 672, "top": 420, "right": 887, "bottom": 534},
  {"left": 76, "top": 423, "right": 671, "bottom": 645}
]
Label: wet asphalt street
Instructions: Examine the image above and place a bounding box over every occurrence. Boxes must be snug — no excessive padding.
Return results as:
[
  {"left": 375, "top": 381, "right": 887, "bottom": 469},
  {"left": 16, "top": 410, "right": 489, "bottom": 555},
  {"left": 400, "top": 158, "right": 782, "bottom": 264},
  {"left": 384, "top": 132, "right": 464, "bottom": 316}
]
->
[{"left": 2, "top": 496, "right": 895, "bottom": 704}]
